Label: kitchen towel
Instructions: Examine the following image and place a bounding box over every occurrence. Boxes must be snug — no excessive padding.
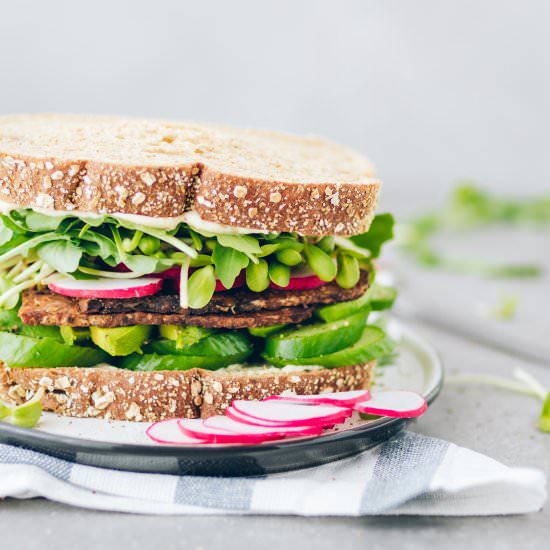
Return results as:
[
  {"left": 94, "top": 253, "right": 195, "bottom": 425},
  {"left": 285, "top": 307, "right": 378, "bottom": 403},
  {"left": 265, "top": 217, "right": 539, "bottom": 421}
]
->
[{"left": 0, "top": 431, "right": 546, "bottom": 515}]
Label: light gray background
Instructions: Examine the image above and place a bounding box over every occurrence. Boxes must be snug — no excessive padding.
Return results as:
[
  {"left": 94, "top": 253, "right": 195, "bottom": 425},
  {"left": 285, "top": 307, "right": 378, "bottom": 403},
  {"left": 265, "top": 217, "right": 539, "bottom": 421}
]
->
[
  {"left": 1, "top": 1, "right": 549, "bottom": 548},
  {"left": 1, "top": 0, "right": 549, "bottom": 204}
]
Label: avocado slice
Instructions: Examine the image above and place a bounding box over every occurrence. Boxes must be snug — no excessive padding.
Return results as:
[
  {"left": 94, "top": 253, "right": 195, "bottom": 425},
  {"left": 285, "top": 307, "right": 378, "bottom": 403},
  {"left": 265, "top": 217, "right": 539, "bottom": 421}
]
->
[
  {"left": 90, "top": 325, "right": 151, "bottom": 357},
  {"left": 159, "top": 325, "right": 214, "bottom": 349},
  {"left": 60, "top": 326, "right": 90, "bottom": 345}
]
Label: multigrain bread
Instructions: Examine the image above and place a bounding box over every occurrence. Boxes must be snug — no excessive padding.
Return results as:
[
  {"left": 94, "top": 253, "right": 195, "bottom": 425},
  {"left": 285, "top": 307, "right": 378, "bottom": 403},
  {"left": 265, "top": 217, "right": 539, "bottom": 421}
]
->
[
  {"left": 0, "top": 114, "right": 380, "bottom": 235},
  {"left": 0, "top": 362, "right": 375, "bottom": 422}
]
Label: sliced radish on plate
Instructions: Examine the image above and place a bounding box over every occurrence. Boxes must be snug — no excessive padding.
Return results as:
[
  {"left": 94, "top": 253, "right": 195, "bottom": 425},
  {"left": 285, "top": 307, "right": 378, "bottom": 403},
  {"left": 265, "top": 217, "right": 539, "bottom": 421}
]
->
[
  {"left": 231, "top": 400, "right": 351, "bottom": 427},
  {"left": 49, "top": 277, "right": 163, "bottom": 299},
  {"left": 146, "top": 419, "right": 206, "bottom": 445},
  {"left": 264, "top": 390, "right": 371, "bottom": 407},
  {"left": 226, "top": 406, "right": 286, "bottom": 427},
  {"left": 204, "top": 414, "right": 322, "bottom": 437},
  {"left": 353, "top": 390, "right": 427, "bottom": 418},
  {"left": 178, "top": 418, "right": 287, "bottom": 444}
]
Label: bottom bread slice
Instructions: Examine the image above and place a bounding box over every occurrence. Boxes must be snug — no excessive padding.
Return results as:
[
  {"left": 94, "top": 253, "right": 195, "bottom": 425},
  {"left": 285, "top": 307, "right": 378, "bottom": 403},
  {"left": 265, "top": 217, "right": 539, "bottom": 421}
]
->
[{"left": 0, "top": 362, "right": 375, "bottom": 422}]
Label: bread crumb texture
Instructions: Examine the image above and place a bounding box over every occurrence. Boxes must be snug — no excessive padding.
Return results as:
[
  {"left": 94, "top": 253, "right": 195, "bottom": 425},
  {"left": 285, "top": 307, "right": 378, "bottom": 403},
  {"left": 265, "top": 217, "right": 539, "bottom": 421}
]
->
[
  {"left": 0, "top": 362, "right": 375, "bottom": 422},
  {"left": 0, "top": 114, "right": 380, "bottom": 235}
]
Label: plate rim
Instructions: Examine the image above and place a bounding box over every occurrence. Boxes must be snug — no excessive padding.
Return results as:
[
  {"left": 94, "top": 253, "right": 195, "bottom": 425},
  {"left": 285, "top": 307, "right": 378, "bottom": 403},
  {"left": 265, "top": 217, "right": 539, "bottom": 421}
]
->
[{"left": 0, "top": 318, "right": 443, "bottom": 457}]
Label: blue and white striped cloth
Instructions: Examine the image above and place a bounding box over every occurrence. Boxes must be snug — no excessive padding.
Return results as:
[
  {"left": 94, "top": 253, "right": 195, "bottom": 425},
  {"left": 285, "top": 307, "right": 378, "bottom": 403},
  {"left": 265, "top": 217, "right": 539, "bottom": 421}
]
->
[{"left": 0, "top": 432, "right": 545, "bottom": 515}]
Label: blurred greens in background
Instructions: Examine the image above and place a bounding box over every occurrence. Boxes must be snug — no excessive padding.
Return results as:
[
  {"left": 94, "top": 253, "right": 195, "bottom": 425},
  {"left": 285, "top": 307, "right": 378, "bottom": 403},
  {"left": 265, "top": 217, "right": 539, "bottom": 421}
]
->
[{"left": 398, "top": 183, "right": 550, "bottom": 278}]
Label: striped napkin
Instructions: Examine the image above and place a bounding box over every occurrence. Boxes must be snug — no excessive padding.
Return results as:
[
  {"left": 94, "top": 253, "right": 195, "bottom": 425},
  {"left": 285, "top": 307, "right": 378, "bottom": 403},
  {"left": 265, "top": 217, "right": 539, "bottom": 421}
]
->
[{"left": 0, "top": 431, "right": 545, "bottom": 515}]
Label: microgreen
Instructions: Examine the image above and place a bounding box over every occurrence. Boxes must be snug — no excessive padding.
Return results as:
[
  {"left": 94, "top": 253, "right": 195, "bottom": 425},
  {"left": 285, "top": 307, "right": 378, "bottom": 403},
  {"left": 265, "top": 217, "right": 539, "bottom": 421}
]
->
[
  {"left": 399, "top": 183, "right": 549, "bottom": 278},
  {"left": 447, "top": 368, "right": 550, "bottom": 434},
  {"left": 0, "top": 208, "right": 393, "bottom": 308}
]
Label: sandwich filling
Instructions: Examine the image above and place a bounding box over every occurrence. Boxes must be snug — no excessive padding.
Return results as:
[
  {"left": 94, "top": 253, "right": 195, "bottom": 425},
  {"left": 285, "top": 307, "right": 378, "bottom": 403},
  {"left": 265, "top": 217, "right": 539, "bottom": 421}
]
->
[{"left": 0, "top": 207, "right": 396, "bottom": 372}]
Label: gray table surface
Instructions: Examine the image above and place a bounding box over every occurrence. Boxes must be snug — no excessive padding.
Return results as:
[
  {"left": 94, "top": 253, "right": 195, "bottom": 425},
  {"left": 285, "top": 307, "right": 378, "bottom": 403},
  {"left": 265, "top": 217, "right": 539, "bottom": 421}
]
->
[{"left": 1, "top": 319, "right": 549, "bottom": 549}]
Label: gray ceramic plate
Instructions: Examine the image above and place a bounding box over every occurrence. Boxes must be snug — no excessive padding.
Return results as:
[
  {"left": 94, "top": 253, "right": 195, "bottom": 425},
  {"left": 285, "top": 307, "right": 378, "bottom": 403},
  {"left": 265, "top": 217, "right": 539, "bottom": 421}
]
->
[{"left": 0, "top": 318, "right": 443, "bottom": 476}]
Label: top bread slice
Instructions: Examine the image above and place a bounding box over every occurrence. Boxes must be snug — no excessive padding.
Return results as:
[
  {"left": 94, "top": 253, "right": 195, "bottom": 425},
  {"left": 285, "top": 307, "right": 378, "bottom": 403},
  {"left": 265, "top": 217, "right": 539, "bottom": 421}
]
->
[{"left": 0, "top": 114, "right": 380, "bottom": 235}]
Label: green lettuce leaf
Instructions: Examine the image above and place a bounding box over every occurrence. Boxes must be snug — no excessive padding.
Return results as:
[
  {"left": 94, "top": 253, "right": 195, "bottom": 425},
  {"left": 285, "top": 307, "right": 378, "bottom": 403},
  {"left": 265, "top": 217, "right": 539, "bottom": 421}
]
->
[
  {"left": 351, "top": 214, "right": 394, "bottom": 258},
  {"left": 37, "top": 240, "right": 82, "bottom": 274},
  {"left": 212, "top": 244, "right": 249, "bottom": 289}
]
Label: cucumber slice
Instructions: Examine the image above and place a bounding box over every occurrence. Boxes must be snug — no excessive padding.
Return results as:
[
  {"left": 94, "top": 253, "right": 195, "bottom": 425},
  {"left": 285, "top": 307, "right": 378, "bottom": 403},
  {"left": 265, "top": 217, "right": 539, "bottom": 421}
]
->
[
  {"left": 369, "top": 285, "right": 398, "bottom": 311},
  {"left": 248, "top": 324, "right": 287, "bottom": 338},
  {"left": 316, "top": 284, "right": 397, "bottom": 322},
  {"left": 264, "top": 310, "right": 368, "bottom": 360},
  {"left": 0, "top": 332, "right": 109, "bottom": 368},
  {"left": 263, "top": 325, "right": 394, "bottom": 368},
  {"left": 144, "top": 332, "right": 253, "bottom": 358}
]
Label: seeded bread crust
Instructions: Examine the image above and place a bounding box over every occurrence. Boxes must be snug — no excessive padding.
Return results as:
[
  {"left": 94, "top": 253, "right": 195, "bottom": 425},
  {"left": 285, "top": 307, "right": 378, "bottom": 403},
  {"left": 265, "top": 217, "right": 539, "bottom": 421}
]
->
[
  {"left": 0, "top": 362, "right": 375, "bottom": 422},
  {"left": 198, "top": 362, "right": 375, "bottom": 418},
  {"left": 0, "top": 114, "right": 380, "bottom": 236}
]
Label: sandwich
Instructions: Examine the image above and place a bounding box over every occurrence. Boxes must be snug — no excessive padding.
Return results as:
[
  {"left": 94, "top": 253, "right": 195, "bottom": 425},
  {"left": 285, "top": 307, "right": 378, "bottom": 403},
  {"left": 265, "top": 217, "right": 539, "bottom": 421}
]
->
[{"left": 0, "top": 114, "right": 396, "bottom": 422}]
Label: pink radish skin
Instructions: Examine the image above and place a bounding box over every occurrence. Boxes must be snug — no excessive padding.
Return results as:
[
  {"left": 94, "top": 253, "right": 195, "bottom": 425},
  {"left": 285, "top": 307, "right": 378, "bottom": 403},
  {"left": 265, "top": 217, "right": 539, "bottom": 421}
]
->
[
  {"left": 270, "top": 274, "right": 329, "bottom": 291},
  {"left": 146, "top": 419, "right": 206, "bottom": 445},
  {"left": 353, "top": 390, "right": 428, "bottom": 418},
  {"left": 226, "top": 406, "right": 285, "bottom": 427},
  {"left": 231, "top": 400, "right": 351, "bottom": 427},
  {"left": 49, "top": 277, "right": 163, "bottom": 299},
  {"left": 264, "top": 390, "right": 371, "bottom": 407},
  {"left": 178, "top": 418, "right": 288, "bottom": 444},
  {"left": 205, "top": 414, "right": 322, "bottom": 437}
]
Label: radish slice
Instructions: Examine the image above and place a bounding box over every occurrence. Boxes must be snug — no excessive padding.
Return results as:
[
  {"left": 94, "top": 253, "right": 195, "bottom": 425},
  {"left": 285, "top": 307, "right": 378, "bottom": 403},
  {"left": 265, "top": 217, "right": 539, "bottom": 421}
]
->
[
  {"left": 204, "top": 414, "right": 322, "bottom": 437},
  {"left": 49, "top": 277, "right": 162, "bottom": 299},
  {"left": 264, "top": 390, "right": 371, "bottom": 407},
  {"left": 146, "top": 419, "right": 206, "bottom": 445},
  {"left": 226, "top": 406, "right": 285, "bottom": 427},
  {"left": 231, "top": 400, "right": 352, "bottom": 427},
  {"left": 270, "top": 274, "right": 329, "bottom": 291},
  {"left": 178, "top": 418, "right": 287, "bottom": 444},
  {"left": 353, "top": 390, "right": 428, "bottom": 418},
  {"left": 214, "top": 271, "right": 246, "bottom": 292}
]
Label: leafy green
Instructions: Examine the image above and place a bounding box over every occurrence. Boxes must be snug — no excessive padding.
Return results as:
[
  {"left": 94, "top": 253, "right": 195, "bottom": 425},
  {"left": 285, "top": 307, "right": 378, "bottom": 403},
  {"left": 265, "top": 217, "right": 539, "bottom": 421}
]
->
[
  {"left": 400, "top": 183, "right": 549, "bottom": 278},
  {"left": 24, "top": 211, "right": 66, "bottom": 231},
  {"left": 217, "top": 234, "right": 262, "bottom": 259},
  {"left": 490, "top": 293, "right": 520, "bottom": 321},
  {"left": 538, "top": 393, "right": 550, "bottom": 433},
  {"left": 0, "top": 223, "right": 13, "bottom": 246},
  {"left": 188, "top": 265, "right": 216, "bottom": 308},
  {"left": 212, "top": 244, "right": 249, "bottom": 289},
  {"left": 0, "top": 308, "right": 62, "bottom": 340},
  {"left": 351, "top": 213, "right": 394, "bottom": 258},
  {"left": 0, "top": 207, "right": 395, "bottom": 309},
  {"left": 448, "top": 368, "right": 550, "bottom": 434},
  {"left": 37, "top": 240, "right": 82, "bottom": 274}
]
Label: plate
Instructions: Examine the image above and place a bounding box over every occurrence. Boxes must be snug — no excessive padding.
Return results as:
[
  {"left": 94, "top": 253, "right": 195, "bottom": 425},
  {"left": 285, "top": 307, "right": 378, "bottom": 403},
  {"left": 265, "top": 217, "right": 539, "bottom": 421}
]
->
[{"left": 0, "top": 319, "right": 442, "bottom": 476}]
